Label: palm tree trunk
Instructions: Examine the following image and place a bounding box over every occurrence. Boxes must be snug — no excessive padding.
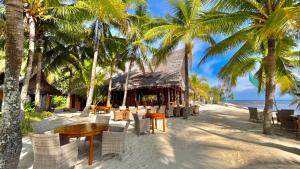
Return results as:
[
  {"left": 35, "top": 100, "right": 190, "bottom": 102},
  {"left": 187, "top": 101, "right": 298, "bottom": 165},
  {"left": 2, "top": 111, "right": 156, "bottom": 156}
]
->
[
  {"left": 81, "top": 20, "right": 100, "bottom": 117},
  {"left": 106, "top": 69, "right": 113, "bottom": 107},
  {"left": 183, "top": 44, "right": 190, "bottom": 119},
  {"left": 263, "top": 38, "right": 276, "bottom": 135},
  {"left": 122, "top": 61, "right": 133, "bottom": 106},
  {"left": 20, "top": 16, "right": 35, "bottom": 110},
  {"left": 35, "top": 43, "right": 42, "bottom": 112},
  {"left": 0, "top": 0, "right": 24, "bottom": 168}
]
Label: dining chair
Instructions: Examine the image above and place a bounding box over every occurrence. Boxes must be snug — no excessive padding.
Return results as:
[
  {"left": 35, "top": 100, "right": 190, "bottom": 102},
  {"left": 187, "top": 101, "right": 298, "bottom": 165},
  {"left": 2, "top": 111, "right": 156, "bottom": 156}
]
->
[
  {"left": 30, "top": 133, "right": 78, "bottom": 169},
  {"left": 101, "top": 121, "right": 130, "bottom": 160}
]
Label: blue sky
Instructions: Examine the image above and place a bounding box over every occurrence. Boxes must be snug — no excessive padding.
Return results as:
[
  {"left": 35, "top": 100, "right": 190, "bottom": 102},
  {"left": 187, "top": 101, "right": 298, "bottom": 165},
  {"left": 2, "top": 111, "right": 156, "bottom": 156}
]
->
[{"left": 145, "top": 0, "right": 292, "bottom": 100}]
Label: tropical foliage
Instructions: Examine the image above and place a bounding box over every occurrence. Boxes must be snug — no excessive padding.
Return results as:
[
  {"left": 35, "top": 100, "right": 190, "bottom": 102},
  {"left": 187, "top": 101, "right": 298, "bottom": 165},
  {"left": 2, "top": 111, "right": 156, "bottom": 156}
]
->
[
  {"left": 145, "top": 0, "right": 214, "bottom": 118},
  {"left": 200, "top": 0, "right": 300, "bottom": 134}
]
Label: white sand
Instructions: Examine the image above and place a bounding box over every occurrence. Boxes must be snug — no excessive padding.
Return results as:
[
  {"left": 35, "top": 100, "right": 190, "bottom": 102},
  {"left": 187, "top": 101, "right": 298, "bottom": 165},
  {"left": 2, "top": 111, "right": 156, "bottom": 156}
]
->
[{"left": 18, "top": 104, "right": 300, "bottom": 169}]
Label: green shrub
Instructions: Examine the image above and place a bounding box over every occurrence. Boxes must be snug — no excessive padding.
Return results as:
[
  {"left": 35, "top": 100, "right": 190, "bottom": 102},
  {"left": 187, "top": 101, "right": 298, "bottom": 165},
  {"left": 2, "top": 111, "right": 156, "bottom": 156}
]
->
[
  {"left": 21, "top": 110, "right": 55, "bottom": 136},
  {"left": 52, "top": 96, "right": 67, "bottom": 108}
]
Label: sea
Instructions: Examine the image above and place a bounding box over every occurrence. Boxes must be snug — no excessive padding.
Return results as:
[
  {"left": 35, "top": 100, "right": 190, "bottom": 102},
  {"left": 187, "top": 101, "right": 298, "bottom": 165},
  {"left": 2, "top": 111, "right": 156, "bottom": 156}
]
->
[{"left": 227, "top": 100, "right": 300, "bottom": 115}]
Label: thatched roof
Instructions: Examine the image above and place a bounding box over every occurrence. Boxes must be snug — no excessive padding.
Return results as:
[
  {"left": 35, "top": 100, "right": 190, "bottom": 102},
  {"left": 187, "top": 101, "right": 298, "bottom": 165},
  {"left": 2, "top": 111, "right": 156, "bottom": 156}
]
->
[{"left": 111, "top": 49, "right": 186, "bottom": 91}]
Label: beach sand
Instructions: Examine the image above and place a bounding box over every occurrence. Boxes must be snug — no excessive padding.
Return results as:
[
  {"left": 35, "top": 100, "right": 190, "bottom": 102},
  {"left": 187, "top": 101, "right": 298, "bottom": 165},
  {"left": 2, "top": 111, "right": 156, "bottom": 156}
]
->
[{"left": 18, "top": 104, "right": 300, "bottom": 169}]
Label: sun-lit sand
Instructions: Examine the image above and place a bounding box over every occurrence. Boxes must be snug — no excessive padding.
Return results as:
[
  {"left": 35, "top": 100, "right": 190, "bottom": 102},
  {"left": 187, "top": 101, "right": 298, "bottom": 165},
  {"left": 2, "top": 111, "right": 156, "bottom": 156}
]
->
[{"left": 18, "top": 104, "right": 300, "bottom": 169}]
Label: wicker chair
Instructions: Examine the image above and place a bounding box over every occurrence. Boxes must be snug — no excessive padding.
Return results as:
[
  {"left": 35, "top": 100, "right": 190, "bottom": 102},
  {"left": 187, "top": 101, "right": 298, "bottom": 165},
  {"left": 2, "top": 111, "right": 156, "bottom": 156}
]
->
[
  {"left": 248, "top": 107, "right": 263, "bottom": 122},
  {"left": 158, "top": 105, "right": 166, "bottom": 114},
  {"left": 193, "top": 105, "right": 200, "bottom": 115},
  {"left": 85, "top": 115, "right": 111, "bottom": 145},
  {"left": 101, "top": 121, "right": 130, "bottom": 159},
  {"left": 150, "top": 106, "right": 158, "bottom": 113},
  {"left": 166, "top": 107, "right": 174, "bottom": 118},
  {"left": 137, "top": 106, "right": 144, "bottom": 110},
  {"left": 128, "top": 106, "right": 137, "bottom": 120},
  {"left": 277, "top": 109, "right": 297, "bottom": 130},
  {"left": 114, "top": 110, "right": 124, "bottom": 121},
  {"left": 174, "top": 107, "right": 181, "bottom": 117},
  {"left": 96, "top": 115, "right": 110, "bottom": 124},
  {"left": 132, "top": 113, "right": 150, "bottom": 135},
  {"left": 30, "top": 133, "right": 78, "bottom": 169},
  {"left": 137, "top": 109, "right": 147, "bottom": 117}
]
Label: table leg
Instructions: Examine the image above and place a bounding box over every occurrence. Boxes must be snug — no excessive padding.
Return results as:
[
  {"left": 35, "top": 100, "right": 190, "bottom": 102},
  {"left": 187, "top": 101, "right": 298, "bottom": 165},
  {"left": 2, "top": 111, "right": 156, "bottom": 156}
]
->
[
  {"left": 155, "top": 119, "right": 157, "bottom": 129},
  {"left": 163, "top": 118, "right": 166, "bottom": 132},
  {"left": 88, "top": 135, "right": 94, "bottom": 165},
  {"left": 151, "top": 118, "right": 154, "bottom": 134}
]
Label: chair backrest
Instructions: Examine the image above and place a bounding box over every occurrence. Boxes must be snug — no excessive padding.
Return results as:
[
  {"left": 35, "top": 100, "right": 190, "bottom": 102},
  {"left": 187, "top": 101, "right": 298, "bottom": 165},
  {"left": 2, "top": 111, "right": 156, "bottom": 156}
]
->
[
  {"left": 280, "top": 109, "right": 294, "bottom": 116},
  {"left": 31, "top": 119, "right": 51, "bottom": 134},
  {"left": 248, "top": 107, "right": 258, "bottom": 120},
  {"left": 119, "top": 106, "right": 127, "bottom": 111},
  {"left": 150, "top": 107, "right": 158, "bottom": 113},
  {"left": 124, "top": 121, "right": 130, "bottom": 132},
  {"left": 158, "top": 105, "right": 166, "bottom": 113},
  {"left": 128, "top": 106, "right": 137, "bottom": 113},
  {"left": 31, "top": 133, "right": 61, "bottom": 168},
  {"left": 96, "top": 115, "right": 110, "bottom": 125},
  {"left": 137, "top": 106, "right": 144, "bottom": 110},
  {"left": 137, "top": 109, "right": 147, "bottom": 117}
]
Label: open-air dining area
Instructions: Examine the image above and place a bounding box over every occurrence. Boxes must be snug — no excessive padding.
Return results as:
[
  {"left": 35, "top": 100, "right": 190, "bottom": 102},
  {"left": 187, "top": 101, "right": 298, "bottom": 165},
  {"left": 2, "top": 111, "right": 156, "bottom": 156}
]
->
[{"left": 17, "top": 104, "right": 300, "bottom": 169}]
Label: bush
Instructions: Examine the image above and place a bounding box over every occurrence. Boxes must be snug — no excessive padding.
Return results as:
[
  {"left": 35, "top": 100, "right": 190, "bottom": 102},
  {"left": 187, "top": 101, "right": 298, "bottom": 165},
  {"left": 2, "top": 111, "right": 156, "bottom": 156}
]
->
[
  {"left": 21, "top": 110, "right": 54, "bottom": 136},
  {"left": 52, "top": 96, "right": 67, "bottom": 108}
]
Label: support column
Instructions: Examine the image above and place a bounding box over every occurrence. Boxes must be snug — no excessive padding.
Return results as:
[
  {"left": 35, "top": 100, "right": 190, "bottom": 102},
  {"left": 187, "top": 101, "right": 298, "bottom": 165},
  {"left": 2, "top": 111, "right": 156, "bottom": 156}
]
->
[{"left": 167, "top": 88, "right": 170, "bottom": 108}]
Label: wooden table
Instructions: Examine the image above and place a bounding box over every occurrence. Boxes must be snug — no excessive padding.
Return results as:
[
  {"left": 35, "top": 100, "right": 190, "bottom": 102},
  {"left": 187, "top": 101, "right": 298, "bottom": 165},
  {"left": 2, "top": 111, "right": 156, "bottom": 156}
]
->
[
  {"left": 146, "top": 113, "right": 166, "bottom": 134},
  {"left": 54, "top": 123, "right": 109, "bottom": 165}
]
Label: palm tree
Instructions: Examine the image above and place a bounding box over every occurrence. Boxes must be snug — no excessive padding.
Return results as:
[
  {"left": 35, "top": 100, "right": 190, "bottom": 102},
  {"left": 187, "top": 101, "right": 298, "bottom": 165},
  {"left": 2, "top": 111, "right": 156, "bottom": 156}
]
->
[
  {"left": 76, "top": 0, "right": 127, "bottom": 116},
  {"left": 190, "top": 73, "right": 210, "bottom": 103},
  {"left": 0, "top": 0, "right": 24, "bottom": 168},
  {"left": 145, "top": 0, "right": 214, "bottom": 118},
  {"left": 121, "top": 5, "right": 155, "bottom": 107},
  {"left": 99, "top": 36, "right": 128, "bottom": 106},
  {"left": 200, "top": 0, "right": 300, "bottom": 134},
  {"left": 21, "top": 0, "right": 87, "bottom": 110}
]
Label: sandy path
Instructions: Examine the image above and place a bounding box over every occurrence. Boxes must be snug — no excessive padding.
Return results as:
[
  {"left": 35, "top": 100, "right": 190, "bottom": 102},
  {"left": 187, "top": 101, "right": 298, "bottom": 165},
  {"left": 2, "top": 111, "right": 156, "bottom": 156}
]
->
[{"left": 18, "top": 104, "right": 300, "bottom": 169}]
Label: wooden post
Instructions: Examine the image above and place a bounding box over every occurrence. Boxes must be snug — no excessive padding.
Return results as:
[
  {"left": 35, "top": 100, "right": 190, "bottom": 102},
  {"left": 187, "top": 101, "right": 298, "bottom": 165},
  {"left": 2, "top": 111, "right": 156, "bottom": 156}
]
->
[{"left": 167, "top": 88, "right": 170, "bottom": 108}]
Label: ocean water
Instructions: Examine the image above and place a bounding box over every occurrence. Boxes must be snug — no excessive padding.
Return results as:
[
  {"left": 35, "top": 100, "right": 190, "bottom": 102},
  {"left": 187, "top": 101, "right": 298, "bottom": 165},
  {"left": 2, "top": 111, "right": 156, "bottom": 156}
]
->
[{"left": 227, "top": 100, "right": 299, "bottom": 114}]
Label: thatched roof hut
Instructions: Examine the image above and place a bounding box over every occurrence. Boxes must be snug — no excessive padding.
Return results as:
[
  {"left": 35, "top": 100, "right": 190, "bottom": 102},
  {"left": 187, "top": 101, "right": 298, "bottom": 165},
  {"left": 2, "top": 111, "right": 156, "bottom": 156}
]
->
[
  {"left": 110, "top": 49, "right": 190, "bottom": 107},
  {"left": 112, "top": 49, "right": 186, "bottom": 91}
]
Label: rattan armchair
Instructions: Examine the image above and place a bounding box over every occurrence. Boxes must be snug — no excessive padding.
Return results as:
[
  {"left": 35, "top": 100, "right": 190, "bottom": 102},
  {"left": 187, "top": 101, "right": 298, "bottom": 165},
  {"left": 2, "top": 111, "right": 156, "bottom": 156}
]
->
[
  {"left": 128, "top": 106, "right": 137, "bottom": 120},
  {"left": 101, "top": 121, "right": 130, "bottom": 159},
  {"left": 114, "top": 110, "right": 124, "bottom": 121},
  {"left": 158, "top": 105, "right": 166, "bottom": 114},
  {"left": 248, "top": 107, "right": 263, "bottom": 122},
  {"left": 166, "top": 107, "right": 174, "bottom": 118},
  {"left": 30, "top": 133, "right": 78, "bottom": 169},
  {"left": 132, "top": 113, "right": 150, "bottom": 135},
  {"left": 85, "top": 115, "right": 111, "bottom": 146},
  {"left": 174, "top": 107, "right": 181, "bottom": 117},
  {"left": 277, "top": 109, "right": 297, "bottom": 130}
]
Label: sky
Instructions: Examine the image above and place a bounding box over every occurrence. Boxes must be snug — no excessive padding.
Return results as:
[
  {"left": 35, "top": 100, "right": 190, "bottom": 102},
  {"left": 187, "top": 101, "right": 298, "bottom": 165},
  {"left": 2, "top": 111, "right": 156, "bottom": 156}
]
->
[{"left": 145, "top": 0, "right": 293, "bottom": 101}]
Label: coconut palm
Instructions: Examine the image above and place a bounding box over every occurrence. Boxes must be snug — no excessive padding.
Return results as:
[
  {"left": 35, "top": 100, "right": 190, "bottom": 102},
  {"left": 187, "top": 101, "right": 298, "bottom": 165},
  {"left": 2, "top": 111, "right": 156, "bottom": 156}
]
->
[
  {"left": 99, "top": 36, "right": 128, "bottom": 107},
  {"left": 120, "top": 4, "right": 158, "bottom": 107},
  {"left": 190, "top": 73, "right": 210, "bottom": 103},
  {"left": 145, "top": 0, "right": 214, "bottom": 118},
  {"left": 0, "top": 0, "right": 24, "bottom": 168},
  {"left": 20, "top": 0, "right": 87, "bottom": 111},
  {"left": 75, "top": 0, "right": 127, "bottom": 116},
  {"left": 200, "top": 0, "right": 300, "bottom": 134}
]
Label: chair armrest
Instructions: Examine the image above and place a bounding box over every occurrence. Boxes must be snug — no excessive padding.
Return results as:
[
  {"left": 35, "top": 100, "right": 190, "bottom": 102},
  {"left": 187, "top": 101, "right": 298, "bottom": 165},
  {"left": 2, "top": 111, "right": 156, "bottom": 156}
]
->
[
  {"left": 109, "top": 126, "right": 124, "bottom": 132},
  {"left": 61, "top": 141, "right": 78, "bottom": 155},
  {"left": 60, "top": 141, "right": 78, "bottom": 168},
  {"left": 140, "top": 118, "right": 150, "bottom": 126}
]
